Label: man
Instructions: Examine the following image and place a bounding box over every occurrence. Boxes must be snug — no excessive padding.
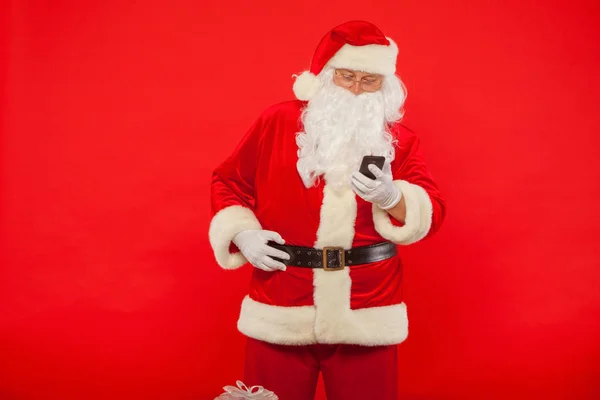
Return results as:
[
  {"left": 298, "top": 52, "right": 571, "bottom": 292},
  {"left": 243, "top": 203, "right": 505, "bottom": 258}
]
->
[{"left": 209, "top": 20, "right": 445, "bottom": 400}]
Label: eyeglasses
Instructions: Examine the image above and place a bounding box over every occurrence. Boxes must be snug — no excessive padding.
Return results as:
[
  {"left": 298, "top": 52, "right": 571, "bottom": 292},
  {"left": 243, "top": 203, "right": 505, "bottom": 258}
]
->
[{"left": 334, "top": 70, "right": 383, "bottom": 92}]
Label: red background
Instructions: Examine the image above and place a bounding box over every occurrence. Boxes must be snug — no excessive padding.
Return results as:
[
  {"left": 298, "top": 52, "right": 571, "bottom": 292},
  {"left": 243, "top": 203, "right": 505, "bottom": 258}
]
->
[{"left": 1, "top": 0, "right": 599, "bottom": 399}]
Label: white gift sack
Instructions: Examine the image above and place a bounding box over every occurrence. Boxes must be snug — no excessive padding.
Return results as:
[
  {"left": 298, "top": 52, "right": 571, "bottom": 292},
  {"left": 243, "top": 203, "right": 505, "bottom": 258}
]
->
[{"left": 214, "top": 380, "right": 278, "bottom": 400}]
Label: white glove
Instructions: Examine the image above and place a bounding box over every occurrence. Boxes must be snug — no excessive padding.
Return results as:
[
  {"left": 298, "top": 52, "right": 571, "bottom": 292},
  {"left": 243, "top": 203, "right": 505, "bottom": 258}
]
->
[
  {"left": 351, "top": 162, "right": 402, "bottom": 210},
  {"left": 232, "top": 229, "right": 291, "bottom": 272}
]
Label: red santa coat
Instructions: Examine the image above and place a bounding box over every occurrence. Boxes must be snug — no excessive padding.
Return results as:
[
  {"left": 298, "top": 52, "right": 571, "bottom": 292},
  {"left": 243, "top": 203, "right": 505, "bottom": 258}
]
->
[{"left": 209, "top": 100, "right": 445, "bottom": 346}]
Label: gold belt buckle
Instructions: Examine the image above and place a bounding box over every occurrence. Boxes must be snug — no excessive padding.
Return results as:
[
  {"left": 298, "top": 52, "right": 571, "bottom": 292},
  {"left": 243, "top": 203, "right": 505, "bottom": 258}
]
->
[{"left": 322, "top": 246, "right": 345, "bottom": 271}]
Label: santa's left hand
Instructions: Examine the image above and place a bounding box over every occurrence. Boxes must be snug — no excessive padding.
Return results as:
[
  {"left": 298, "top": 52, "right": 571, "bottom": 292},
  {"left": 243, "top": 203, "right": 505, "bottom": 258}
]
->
[{"left": 351, "top": 163, "right": 402, "bottom": 210}]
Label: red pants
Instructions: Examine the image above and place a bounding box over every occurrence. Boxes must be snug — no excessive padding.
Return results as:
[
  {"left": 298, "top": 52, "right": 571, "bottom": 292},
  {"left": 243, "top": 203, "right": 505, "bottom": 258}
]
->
[{"left": 244, "top": 337, "right": 398, "bottom": 400}]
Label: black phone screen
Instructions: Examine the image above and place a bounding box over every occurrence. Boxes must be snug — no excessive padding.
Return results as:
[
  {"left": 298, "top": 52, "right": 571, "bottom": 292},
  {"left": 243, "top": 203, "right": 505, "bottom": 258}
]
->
[{"left": 359, "top": 156, "right": 385, "bottom": 179}]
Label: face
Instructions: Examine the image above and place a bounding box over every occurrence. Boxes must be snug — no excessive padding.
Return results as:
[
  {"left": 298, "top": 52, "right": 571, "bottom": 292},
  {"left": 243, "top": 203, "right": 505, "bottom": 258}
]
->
[
  {"left": 296, "top": 67, "right": 395, "bottom": 189},
  {"left": 333, "top": 68, "right": 384, "bottom": 95}
]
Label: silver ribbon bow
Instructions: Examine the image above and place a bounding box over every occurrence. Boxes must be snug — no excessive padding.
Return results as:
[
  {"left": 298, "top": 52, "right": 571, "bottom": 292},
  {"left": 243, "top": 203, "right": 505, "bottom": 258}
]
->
[{"left": 216, "top": 380, "right": 278, "bottom": 400}]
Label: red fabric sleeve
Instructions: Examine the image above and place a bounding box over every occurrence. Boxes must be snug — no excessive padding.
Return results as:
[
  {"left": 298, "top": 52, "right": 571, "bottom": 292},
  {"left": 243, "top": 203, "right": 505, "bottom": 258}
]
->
[
  {"left": 208, "top": 116, "right": 265, "bottom": 267},
  {"left": 372, "top": 125, "right": 446, "bottom": 245},
  {"left": 211, "top": 116, "right": 264, "bottom": 215},
  {"left": 391, "top": 130, "right": 446, "bottom": 239}
]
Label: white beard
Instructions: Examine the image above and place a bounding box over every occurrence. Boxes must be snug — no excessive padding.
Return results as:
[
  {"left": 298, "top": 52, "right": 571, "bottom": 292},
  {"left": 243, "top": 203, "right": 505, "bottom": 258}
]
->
[{"left": 296, "top": 70, "right": 397, "bottom": 190}]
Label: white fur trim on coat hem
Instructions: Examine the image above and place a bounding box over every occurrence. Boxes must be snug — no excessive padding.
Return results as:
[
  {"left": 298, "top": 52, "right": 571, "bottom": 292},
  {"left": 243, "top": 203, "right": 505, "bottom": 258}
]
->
[
  {"left": 372, "top": 180, "right": 433, "bottom": 245},
  {"left": 314, "top": 300, "right": 408, "bottom": 346},
  {"left": 237, "top": 296, "right": 317, "bottom": 345},
  {"left": 237, "top": 295, "right": 408, "bottom": 346},
  {"left": 208, "top": 205, "right": 262, "bottom": 269}
]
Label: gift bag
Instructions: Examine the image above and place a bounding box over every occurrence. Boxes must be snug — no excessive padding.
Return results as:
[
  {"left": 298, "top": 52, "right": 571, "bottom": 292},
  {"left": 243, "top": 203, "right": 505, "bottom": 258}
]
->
[{"left": 214, "top": 380, "right": 279, "bottom": 400}]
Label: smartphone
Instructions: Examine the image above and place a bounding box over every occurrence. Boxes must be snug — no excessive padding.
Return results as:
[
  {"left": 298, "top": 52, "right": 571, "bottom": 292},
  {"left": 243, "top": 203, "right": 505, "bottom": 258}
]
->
[{"left": 359, "top": 155, "right": 386, "bottom": 179}]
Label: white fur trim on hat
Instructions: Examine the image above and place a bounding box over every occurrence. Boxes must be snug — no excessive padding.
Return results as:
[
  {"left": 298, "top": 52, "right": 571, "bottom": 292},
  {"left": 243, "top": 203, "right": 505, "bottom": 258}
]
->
[
  {"left": 327, "top": 37, "right": 398, "bottom": 76},
  {"left": 292, "top": 71, "right": 321, "bottom": 101}
]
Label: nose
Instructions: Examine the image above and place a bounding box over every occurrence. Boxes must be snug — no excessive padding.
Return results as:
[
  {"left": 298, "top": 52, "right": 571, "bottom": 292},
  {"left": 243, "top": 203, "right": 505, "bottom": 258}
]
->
[{"left": 350, "top": 81, "right": 363, "bottom": 95}]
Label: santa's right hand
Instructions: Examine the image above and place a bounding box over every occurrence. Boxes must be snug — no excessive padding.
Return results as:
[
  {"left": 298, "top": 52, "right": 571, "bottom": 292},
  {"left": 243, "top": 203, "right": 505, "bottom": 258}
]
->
[{"left": 232, "top": 229, "right": 290, "bottom": 272}]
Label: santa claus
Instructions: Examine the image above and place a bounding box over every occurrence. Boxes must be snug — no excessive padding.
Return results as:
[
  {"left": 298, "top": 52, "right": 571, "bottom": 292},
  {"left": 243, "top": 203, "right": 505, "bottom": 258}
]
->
[{"left": 209, "top": 20, "right": 446, "bottom": 400}]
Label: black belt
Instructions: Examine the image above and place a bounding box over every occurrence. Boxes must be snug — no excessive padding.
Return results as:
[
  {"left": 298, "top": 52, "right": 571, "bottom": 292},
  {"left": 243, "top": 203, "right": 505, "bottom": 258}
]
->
[{"left": 267, "top": 241, "right": 397, "bottom": 271}]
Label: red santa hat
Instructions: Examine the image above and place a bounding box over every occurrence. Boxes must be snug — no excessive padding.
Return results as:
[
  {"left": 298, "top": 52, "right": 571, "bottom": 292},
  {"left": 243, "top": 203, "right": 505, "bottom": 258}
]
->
[{"left": 293, "top": 20, "right": 399, "bottom": 101}]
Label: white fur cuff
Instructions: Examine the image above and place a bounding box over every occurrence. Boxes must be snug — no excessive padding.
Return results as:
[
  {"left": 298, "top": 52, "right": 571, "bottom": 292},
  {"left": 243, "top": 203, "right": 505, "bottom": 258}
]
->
[
  {"left": 208, "top": 205, "right": 262, "bottom": 269},
  {"left": 372, "top": 180, "right": 433, "bottom": 245}
]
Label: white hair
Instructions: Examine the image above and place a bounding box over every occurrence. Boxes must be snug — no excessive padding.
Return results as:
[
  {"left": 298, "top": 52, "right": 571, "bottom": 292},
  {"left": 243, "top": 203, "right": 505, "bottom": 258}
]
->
[{"left": 296, "top": 66, "right": 407, "bottom": 189}]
